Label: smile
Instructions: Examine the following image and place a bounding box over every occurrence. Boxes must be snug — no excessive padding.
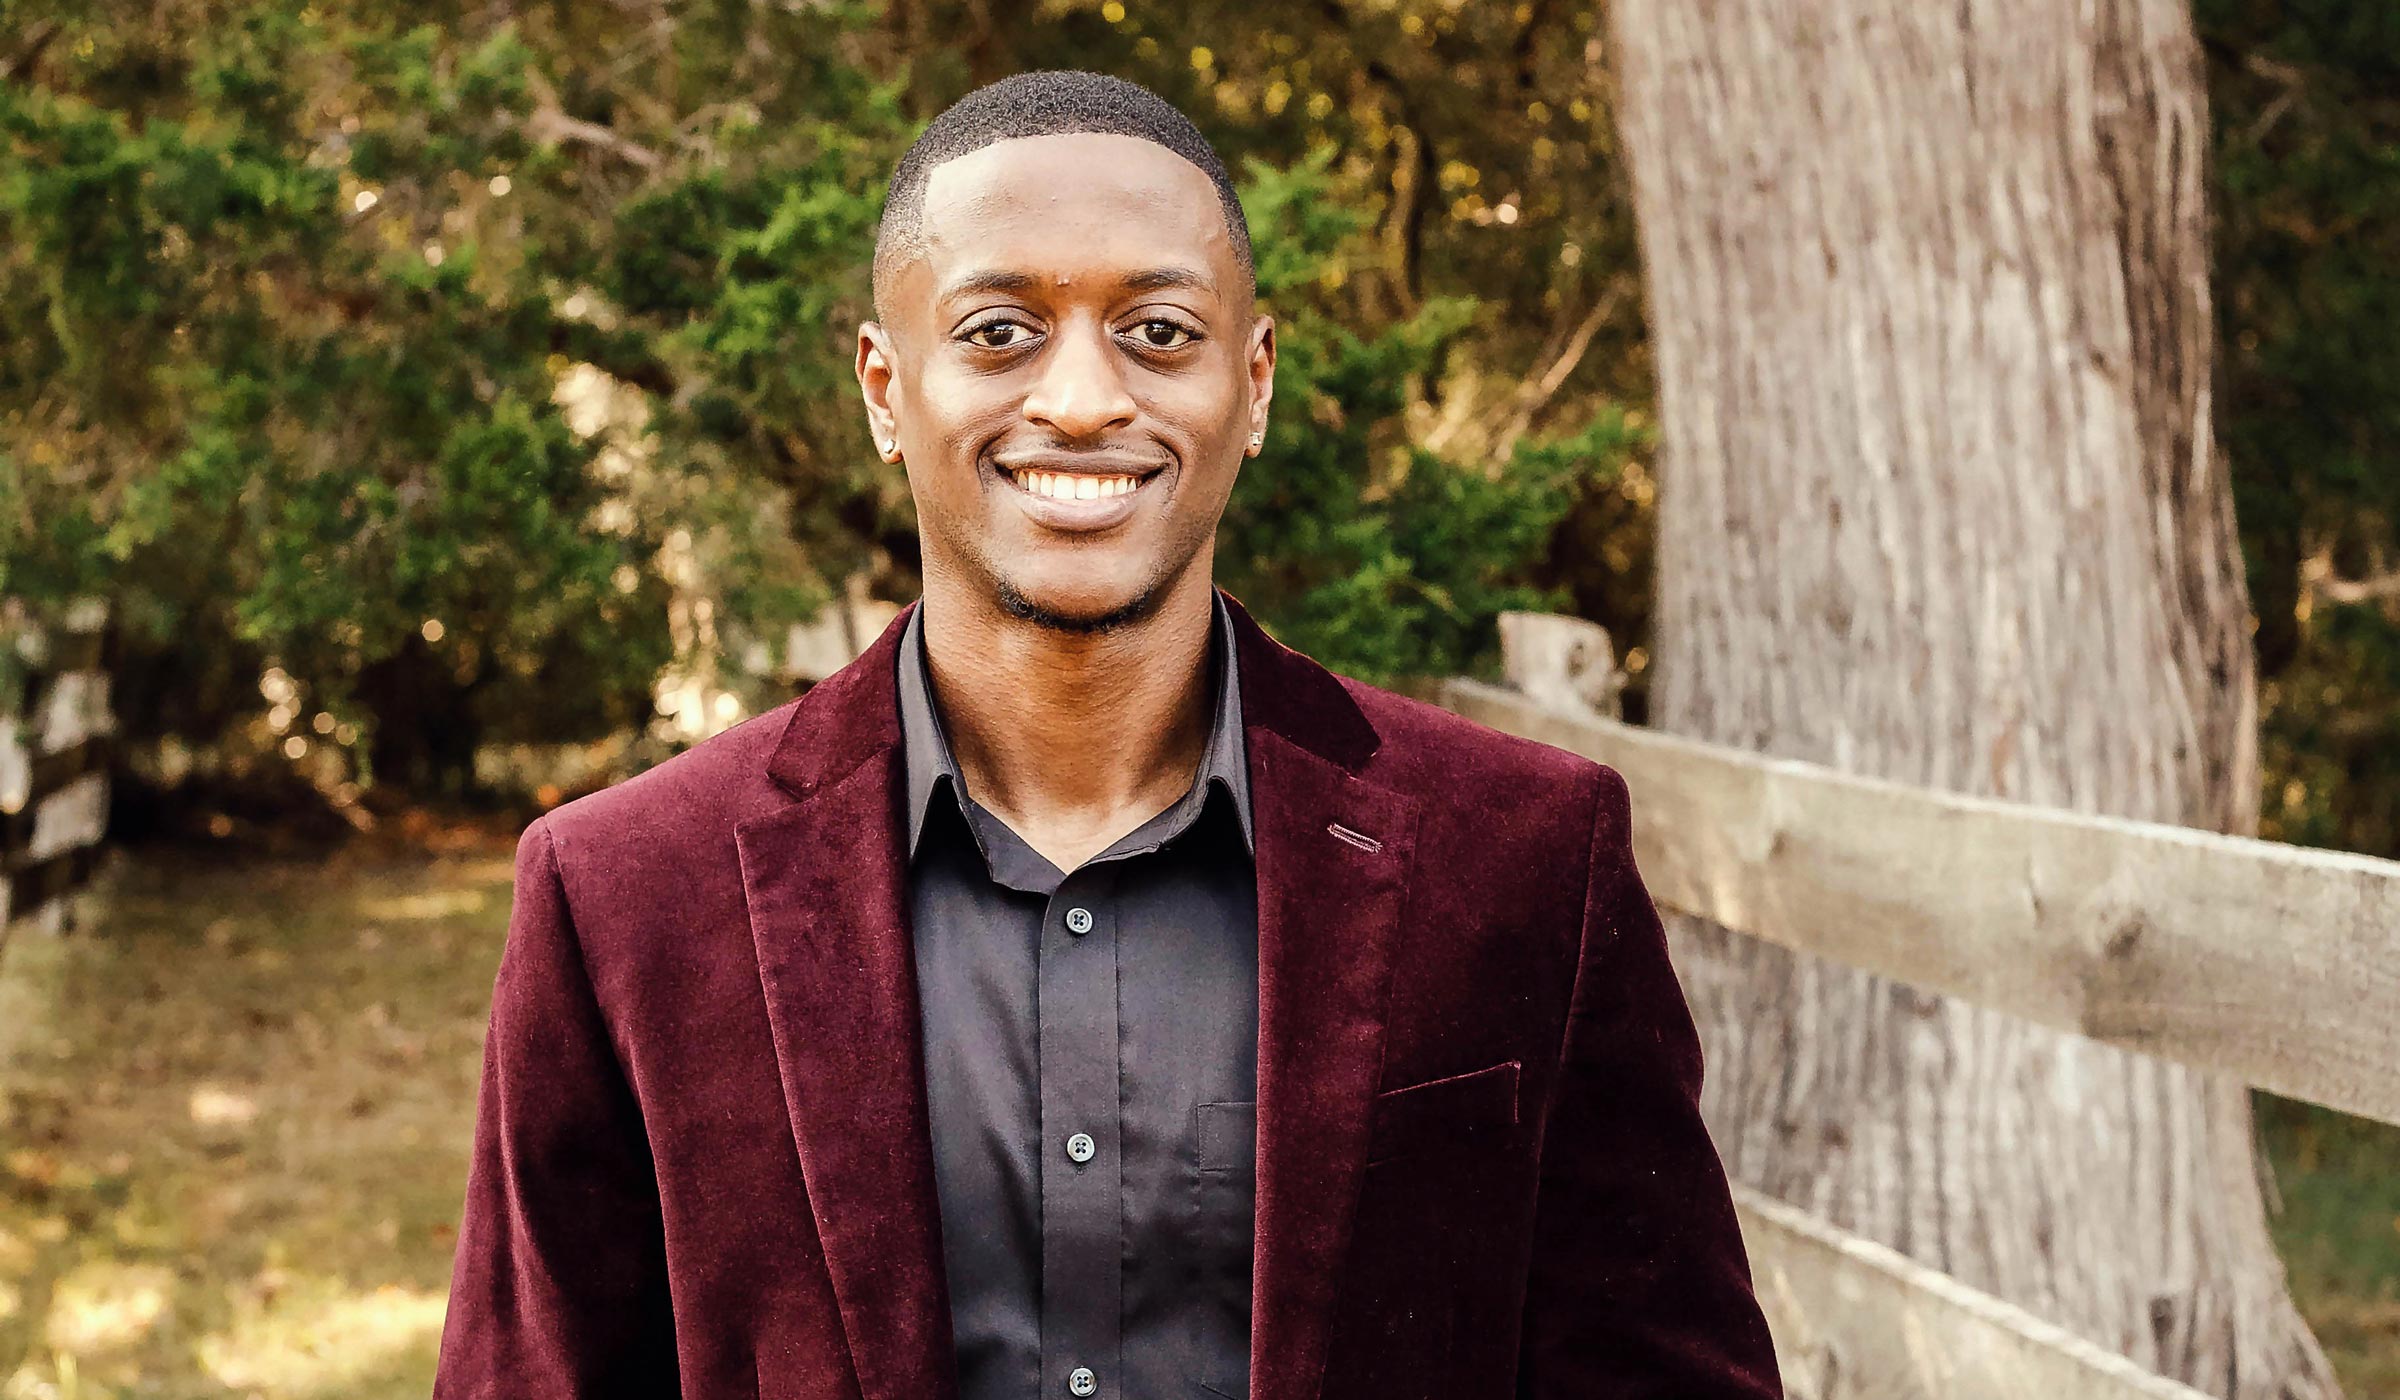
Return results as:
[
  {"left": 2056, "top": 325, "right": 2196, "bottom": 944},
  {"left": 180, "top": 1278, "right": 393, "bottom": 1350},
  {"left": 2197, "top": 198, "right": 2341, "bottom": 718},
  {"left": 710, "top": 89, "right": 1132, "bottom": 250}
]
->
[{"left": 991, "top": 458, "right": 1165, "bottom": 533}]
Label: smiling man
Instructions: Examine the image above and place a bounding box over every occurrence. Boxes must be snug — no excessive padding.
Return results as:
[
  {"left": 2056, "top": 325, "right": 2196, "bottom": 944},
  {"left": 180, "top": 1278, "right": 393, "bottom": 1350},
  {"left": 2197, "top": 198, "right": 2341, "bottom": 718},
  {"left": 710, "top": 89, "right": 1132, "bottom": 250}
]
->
[{"left": 433, "top": 69, "right": 1781, "bottom": 1400}]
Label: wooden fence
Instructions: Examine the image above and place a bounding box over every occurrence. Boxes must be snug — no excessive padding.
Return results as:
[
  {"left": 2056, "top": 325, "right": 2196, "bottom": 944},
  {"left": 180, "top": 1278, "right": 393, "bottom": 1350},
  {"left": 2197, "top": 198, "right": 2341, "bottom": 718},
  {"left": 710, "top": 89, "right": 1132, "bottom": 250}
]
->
[
  {"left": 1, "top": 597, "right": 116, "bottom": 946},
  {"left": 1426, "top": 613, "right": 2399, "bottom": 1400}
]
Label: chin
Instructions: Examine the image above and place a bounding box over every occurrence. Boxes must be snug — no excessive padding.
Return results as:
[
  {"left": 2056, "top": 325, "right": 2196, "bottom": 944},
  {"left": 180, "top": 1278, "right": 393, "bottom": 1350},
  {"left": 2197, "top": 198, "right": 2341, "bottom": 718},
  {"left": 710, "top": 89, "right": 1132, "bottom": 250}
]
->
[{"left": 994, "top": 568, "right": 1159, "bottom": 634}]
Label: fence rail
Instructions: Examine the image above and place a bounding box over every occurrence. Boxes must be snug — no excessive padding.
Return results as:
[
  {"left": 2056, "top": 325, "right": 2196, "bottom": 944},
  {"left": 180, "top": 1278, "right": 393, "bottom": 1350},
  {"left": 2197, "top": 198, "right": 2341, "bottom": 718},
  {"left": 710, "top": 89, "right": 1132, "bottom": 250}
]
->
[
  {"left": 1734, "top": 1187, "right": 2215, "bottom": 1400},
  {"left": 1433, "top": 676, "right": 2400, "bottom": 1129}
]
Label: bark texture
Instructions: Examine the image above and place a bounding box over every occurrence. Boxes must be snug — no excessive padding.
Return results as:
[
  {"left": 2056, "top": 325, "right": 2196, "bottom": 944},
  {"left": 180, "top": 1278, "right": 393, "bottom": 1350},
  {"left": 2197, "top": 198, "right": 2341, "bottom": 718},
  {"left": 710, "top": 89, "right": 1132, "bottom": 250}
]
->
[{"left": 1605, "top": 1, "right": 2338, "bottom": 1396}]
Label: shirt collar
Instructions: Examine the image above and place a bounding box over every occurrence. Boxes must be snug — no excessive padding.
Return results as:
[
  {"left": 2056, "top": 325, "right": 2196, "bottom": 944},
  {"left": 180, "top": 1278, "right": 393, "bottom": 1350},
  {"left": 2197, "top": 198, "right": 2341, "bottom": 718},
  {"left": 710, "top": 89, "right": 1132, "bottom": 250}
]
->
[{"left": 896, "top": 589, "right": 1255, "bottom": 862}]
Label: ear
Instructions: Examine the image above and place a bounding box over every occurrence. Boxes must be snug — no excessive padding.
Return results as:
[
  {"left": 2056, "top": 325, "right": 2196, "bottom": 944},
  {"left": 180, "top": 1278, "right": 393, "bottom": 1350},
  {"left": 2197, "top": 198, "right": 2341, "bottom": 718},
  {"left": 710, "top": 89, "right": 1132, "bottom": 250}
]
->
[
  {"left": 1243, "top": 313, "right": 1277, "bottom": 458},
  {"left": 855, "top": 321, "right": 905, "bottom": 464}
]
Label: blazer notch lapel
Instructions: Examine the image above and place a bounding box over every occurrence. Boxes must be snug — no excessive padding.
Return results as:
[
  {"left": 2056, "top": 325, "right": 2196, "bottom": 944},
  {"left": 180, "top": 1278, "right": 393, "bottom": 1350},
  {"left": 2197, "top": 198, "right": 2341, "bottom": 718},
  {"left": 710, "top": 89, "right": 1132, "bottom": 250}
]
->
[
  {"left": 1247, "top": 727, "right": 1423, "bottom": 1400},
  {"left": 735, "top": 745, "right": 958, "bottom": 1400}
]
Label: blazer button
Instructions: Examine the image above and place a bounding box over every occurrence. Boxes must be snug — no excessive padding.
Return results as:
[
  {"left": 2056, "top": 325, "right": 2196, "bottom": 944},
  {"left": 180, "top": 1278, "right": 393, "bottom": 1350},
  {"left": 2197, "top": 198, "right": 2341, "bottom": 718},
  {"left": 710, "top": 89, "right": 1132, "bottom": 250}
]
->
[{"left": 1066, "top": 1132, "right": 1096, "bottom": 1163}]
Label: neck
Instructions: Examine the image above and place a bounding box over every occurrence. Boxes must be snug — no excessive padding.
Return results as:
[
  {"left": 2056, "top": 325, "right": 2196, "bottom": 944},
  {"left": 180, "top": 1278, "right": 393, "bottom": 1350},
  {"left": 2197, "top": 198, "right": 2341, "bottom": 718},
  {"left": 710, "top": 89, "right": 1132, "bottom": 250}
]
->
[{"left": 917, "top": 564, "right": 1218, "bottom": 864}]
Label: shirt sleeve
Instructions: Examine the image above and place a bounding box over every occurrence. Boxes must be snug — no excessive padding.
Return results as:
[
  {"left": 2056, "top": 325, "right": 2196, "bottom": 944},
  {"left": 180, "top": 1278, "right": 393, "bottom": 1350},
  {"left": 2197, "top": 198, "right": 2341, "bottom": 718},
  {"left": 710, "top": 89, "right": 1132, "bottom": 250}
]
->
[
  {"left": 432, "top": 816, "right": 681, "bottom": 1398},
  {"left": 1514, "top": 764, "right": 1784, "bottom": 1398}
]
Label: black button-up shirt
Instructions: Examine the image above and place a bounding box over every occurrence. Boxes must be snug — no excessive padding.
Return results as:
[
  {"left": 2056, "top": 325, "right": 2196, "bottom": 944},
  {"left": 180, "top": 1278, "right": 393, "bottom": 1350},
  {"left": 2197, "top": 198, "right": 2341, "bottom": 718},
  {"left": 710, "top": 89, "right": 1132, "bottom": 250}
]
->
[{"left": 896, "top": 591, "right": 1261, "bottom": 1400}]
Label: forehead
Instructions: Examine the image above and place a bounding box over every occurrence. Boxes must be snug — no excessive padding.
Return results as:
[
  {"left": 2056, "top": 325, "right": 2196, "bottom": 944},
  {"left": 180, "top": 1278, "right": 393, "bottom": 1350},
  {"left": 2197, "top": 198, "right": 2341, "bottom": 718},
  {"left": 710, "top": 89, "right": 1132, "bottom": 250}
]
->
[{"left": 913, "top": 131, "right": 1237, "bottom": 296}]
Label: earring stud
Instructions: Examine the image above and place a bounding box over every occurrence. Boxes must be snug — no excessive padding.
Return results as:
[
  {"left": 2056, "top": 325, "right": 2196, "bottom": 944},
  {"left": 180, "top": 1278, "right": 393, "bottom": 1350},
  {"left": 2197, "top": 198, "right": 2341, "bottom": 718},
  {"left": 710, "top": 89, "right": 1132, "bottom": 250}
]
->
[{"left": 1248, "top": 430, "right": 1264, "bottom": 448}]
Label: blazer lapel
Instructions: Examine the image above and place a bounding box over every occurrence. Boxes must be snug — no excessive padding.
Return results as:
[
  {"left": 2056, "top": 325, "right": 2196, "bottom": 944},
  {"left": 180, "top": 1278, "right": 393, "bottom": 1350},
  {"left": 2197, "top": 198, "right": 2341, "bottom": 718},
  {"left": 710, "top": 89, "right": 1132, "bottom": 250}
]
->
[
  {"left": 1225, "top": 589, "right": 1422, "bottom": 1400},
  {"left": 736, "top": 603, "right": 957, "bottom": 1400}
]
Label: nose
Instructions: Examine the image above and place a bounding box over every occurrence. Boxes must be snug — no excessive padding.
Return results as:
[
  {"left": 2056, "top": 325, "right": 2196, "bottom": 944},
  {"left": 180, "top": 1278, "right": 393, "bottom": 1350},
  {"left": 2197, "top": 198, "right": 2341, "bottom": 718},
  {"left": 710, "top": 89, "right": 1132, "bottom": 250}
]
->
[{"left": 1020, "top": 317, "right": 1138, "bottom": 441}]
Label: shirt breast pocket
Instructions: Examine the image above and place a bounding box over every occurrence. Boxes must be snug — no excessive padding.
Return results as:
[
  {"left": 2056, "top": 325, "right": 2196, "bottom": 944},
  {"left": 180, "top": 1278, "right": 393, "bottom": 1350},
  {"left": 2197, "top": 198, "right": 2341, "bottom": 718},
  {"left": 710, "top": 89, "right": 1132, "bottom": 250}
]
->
[
  {"left": 1363, "top": 1058, "right": 1522, "bottom": 1167},
  {"left": 1194, "top": 1100, "right": 1257, "bottom": 1399}
]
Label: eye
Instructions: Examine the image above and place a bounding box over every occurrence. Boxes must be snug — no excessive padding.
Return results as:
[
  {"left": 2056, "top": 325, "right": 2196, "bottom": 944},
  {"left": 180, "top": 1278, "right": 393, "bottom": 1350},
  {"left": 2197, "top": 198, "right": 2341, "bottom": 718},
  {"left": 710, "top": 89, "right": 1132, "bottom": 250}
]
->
[
  {"left": 1128, "top": 318, "right": 1200, "bottom": 350},
  {"left": 962, "top": 317, "right": 1038, "bottom": 350}
]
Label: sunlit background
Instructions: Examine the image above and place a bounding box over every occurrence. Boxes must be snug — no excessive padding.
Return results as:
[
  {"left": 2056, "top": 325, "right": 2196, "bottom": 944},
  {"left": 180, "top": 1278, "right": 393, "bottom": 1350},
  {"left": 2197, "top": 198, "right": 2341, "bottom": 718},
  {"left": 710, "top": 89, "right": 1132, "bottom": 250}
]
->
[{"left": 2, "top": 1, "right": 2395, "bottom": 1396}]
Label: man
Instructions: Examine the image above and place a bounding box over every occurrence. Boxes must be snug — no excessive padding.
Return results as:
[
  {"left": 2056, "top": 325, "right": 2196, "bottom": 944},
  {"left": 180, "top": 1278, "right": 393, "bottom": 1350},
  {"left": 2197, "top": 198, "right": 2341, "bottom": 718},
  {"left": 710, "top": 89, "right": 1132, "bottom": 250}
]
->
[{"left": 433, "top": 69, "right": 1781, "bottom": 1400}]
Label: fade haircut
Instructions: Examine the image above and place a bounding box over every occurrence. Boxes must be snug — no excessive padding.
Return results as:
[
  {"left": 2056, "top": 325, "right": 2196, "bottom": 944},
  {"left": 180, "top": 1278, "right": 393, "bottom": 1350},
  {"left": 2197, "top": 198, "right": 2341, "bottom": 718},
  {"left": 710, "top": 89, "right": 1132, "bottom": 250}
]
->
[{"left": 870, "top": 69, "right": 1255, "bottom": 321}]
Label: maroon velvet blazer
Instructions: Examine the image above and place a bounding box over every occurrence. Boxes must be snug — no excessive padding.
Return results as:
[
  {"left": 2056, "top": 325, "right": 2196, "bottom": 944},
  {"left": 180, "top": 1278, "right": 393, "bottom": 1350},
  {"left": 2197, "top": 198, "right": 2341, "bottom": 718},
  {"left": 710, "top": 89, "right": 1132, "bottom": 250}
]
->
[{"left": 432, "top": 586, "right": 1783, "bottom": 1400}]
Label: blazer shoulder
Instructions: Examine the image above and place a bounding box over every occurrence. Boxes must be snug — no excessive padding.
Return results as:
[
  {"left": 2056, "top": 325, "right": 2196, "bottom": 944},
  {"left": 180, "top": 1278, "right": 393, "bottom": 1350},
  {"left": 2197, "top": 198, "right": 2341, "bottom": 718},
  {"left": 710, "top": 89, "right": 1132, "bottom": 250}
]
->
[
  {"left": 1339, "top": 674, "right": 1613, "bottom": 808},
  {"left": 1337, "top": 676, "right": 1620, "bottom": 946}
]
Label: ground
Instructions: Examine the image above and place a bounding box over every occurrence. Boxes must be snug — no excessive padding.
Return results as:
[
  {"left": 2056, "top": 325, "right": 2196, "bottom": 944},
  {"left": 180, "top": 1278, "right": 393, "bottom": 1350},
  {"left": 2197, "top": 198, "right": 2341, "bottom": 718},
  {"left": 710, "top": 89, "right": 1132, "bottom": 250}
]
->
[
  {"left": 0, "top": 835, "right": 2393, "bottom": 1398},
  {"left": 0, "top": 828, "right": 509, "bottom": 1400}
]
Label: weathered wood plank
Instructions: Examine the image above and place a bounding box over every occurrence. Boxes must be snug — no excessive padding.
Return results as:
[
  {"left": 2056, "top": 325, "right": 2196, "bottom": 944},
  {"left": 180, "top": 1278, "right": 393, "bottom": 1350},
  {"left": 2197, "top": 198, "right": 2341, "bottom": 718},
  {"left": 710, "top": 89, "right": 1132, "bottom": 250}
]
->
[
  {"left": 1496, "top": 609, "right": 1624, "bottom": 719},
  {"left": 1738, "top": 1187, "right": 2215, "bottom": 1400},
  {"left": 2, "top": 741, "right": 99, "bottom": 853},
  {"left": 18, "top": 667, "right": 115, "bottom": 752},
  {"left": 1434, "top": 678, "right": 2400, "bottom": 1126},
  {"left": 3, "top": 598, "right": 115, "bottom": 935},
  {"left": 0, "top": 841, "right": 106, "bottom": 949},
  {"left": 24, "top": 770, "right": 108, "bottom": 864},
  {"left": 24, "top": 731, "right": 110, "bottom": 807}
]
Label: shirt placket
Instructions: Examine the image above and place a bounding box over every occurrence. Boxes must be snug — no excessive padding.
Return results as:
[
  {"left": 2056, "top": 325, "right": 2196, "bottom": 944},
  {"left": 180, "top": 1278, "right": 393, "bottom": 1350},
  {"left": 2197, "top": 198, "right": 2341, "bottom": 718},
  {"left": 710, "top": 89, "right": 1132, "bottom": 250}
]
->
[{"left": 1038, "top": 859, "right": 1124, "bottom": 1398}]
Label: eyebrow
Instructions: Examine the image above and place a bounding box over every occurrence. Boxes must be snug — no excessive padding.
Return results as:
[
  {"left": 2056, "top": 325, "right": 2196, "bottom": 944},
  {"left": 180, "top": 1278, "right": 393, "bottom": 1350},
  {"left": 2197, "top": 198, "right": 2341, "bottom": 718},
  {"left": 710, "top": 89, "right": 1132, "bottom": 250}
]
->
[
  {"left": 937, "top": 269, "right": 1041, "bottom": 301},
  {"left": 1119, "top": 266, "right": 1216, "bottom": 295},
  {"left": 935, "top": 265, "right": 1218, "bottom": 302}
]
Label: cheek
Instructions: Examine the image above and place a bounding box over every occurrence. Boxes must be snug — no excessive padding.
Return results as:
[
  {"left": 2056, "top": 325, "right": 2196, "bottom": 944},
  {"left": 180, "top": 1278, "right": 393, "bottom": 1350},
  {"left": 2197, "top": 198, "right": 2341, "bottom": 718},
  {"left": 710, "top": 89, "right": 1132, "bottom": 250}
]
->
[
  {"left": 1143, "top": 375, "right": 1249, "bottom": 451},
  {"left": 1187, "top": 361, "right": 1260, "bottom": 444},
  {"left": 904, "top": 370, "right": 1014, "bottom": 457}
]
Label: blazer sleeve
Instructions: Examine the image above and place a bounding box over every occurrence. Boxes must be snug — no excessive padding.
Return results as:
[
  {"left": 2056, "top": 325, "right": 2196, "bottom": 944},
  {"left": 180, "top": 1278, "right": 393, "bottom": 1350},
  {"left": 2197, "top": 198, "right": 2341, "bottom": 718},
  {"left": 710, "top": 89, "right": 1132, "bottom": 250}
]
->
[
  {"left": 433, "top": 816, "right": 680, "bottom": 1398},
  {"left": 1515, "top": 765, "right": 1783, "bottom": 1399}
]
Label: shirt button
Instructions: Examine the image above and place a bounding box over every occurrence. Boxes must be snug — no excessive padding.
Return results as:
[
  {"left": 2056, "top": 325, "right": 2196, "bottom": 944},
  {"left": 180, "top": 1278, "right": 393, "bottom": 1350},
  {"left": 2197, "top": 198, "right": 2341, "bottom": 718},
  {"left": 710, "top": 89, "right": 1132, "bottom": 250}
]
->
[
  {"left": 1065, "top": 906, "right": 1094, "bottom": 935},
  {"left": 1065, "top": 1131, "right": 1096, "bottom": 1163},
  {"left": 1067, "top": 1366, "right": 1097, "bottom": 1396}
]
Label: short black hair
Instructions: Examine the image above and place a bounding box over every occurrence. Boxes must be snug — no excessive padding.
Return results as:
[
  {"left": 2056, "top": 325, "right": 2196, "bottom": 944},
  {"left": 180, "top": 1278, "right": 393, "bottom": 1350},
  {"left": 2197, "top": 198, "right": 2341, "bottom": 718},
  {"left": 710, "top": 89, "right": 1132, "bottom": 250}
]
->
[{"left": 871, "top": 69, "right": 1255, "bottom": 321}]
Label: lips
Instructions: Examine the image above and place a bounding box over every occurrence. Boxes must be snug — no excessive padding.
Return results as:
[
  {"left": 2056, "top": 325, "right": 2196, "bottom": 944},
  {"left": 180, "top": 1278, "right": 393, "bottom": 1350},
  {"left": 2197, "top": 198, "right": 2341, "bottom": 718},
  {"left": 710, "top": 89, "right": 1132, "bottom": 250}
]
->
[{"left": 989, "top": 453, "right": 1167, "bottom": 533}]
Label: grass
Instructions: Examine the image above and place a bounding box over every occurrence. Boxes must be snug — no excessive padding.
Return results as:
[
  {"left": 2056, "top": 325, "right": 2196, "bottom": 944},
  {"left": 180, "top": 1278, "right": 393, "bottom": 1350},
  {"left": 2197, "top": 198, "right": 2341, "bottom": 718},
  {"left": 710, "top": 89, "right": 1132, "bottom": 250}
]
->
[
  {"left": 2257, "top": 1093, "right": 2400, "bottom": 1396},
  {"left": 0, "top": 826, "right": 515, "bottom": 1400},
  {"left": 0, "top": 833, "right": 2394, "bottom": 1397}
]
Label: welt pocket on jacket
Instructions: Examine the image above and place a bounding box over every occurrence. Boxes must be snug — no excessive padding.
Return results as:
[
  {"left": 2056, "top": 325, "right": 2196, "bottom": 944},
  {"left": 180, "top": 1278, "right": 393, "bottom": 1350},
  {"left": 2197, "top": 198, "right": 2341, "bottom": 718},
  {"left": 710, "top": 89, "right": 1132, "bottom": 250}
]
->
[{"left": 1364, "top": 1058, "right": 1521, "bottom": 1165}]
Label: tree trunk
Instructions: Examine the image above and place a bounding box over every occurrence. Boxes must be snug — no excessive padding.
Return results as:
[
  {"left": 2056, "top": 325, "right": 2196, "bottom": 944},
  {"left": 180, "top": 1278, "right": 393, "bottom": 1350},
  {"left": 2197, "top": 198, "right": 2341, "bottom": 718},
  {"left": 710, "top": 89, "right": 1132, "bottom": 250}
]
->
[{"left": 1605, "top": 1, "right": 2340, "bottom": 1397}]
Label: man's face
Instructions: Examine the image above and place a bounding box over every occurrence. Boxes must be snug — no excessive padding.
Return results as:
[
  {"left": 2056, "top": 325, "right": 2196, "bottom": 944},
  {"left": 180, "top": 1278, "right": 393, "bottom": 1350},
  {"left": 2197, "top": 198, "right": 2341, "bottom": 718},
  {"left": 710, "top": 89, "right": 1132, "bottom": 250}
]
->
[{"left": 856, "top": 131, "right": 1275, "bottom": 632}]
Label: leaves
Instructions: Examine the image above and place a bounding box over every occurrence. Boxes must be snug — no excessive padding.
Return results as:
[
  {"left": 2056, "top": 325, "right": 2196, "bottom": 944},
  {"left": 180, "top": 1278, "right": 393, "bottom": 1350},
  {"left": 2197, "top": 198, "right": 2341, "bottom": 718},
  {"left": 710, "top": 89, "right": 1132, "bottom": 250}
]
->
[{"left": 1, "top": 0, "right": 1644, "bottom": 789}]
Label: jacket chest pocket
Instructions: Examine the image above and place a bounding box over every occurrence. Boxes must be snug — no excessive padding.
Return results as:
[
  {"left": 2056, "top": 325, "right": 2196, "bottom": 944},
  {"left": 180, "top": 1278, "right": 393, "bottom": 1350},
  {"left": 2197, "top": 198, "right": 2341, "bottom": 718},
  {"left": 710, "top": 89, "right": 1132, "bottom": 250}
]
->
[
  {"left": 1364, "top": 1058, "right": 1521, "bottom": 1166},
  {"left": 1194, "top": 1100, "right": 1257, "bottom": 1399},
  {"left": 1322, "top": 1059, "right": 1523, "bottom": 1399}
]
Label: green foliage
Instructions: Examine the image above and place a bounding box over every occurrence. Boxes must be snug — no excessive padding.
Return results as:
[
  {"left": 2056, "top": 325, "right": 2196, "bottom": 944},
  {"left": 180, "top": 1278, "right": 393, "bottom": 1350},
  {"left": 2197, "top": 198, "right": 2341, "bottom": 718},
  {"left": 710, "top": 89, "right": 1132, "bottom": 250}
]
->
[
  {"left": 2, "top": 12, "right": 680, "bottom": 769},
  {"left": 1216, "top": 151, "right": 1609, "bottom": 683},
  {"left": 2254, "top": 1090, "right": 2400, "bottom": 1394},
  {"left": 0, "top": 1, "right": 1649, "bottom": 794},
  {"left": 2197, "top": 1, "right": 2400, "bottom": 856},
  {"left": 10, "top": 0, "right": 2392, "bottom": 843}
]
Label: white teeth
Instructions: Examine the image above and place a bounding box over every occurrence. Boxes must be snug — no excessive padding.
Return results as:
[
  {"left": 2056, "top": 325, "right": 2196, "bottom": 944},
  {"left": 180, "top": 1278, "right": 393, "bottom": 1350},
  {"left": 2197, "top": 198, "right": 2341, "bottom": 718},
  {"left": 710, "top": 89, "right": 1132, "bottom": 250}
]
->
[{"left": 1010, "top": 469, "right": 1139, "bottom": 500}]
